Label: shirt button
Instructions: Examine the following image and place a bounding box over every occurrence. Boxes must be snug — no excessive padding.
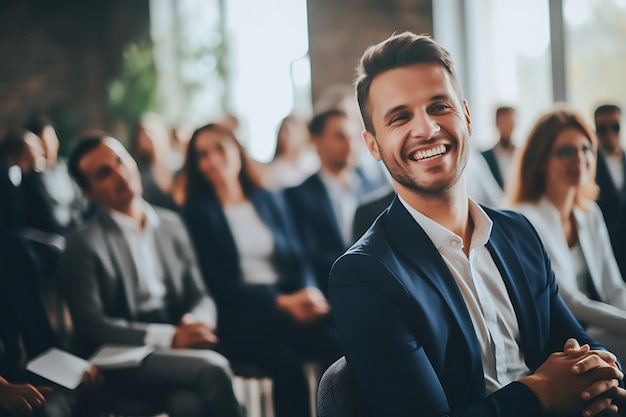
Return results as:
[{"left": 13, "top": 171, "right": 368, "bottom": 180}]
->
[{"left": 449, "top": 239, "right": 461, "bottom": 247}]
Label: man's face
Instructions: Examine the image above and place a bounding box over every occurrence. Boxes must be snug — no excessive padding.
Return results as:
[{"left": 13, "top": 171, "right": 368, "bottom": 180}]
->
[
  {"left": 314, "top": 115, "right": 358, "bottom": 172},
  {"left": 496, "top": 111, "right": 516, "bottom": 143},
  {"left": 363, "top": 63, "right": 472, "bottom": 197},
  {"left": 79, "top": 138, "right": 142, "bottom": 211},
  {"left": 595, "top": 110, "right": 622, "bottom": 154}
]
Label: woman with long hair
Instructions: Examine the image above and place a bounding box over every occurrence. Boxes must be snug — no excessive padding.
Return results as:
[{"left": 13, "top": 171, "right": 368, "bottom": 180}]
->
[
  {"left": 180, "top": 123, "right": 341, "bottom": 417},
  {"left": 509, "top": 107, "right": 626, "bottom": 361}
]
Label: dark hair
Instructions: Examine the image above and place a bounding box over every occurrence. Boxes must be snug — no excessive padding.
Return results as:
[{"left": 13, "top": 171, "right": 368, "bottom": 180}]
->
[
  {"left": 274, "top": 115, "right": 299, "bottom": 159},
  {"left": 594, "top": 104, "right": 621, "bottom": 119},
  {"left": 0, "top": 129, "right": 29, "bottom": 163},
  {"left": 355, "top": 31, "right": 462, "bottom": 135},
  {"left": 68, "top": 133, "right": 108, "bottom": 190},
  {"left": 496, "top": 106, "right": 515, "bottom": 120},
  {"left": 308, "top": 109, "right": 347, "bottom": 136},
  {"left": 24, "top": 113, "right": 53, "bottom": 136},
  {"left": 183, "top": 123, "right": 261, "bottom": 201}
]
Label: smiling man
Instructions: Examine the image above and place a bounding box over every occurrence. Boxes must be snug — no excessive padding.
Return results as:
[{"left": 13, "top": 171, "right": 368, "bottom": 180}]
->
[{"left": 328, "top": 32, "right": 626, "bottom": 417}]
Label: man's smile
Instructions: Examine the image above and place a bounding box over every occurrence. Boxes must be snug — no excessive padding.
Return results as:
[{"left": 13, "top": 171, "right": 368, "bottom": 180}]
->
[{"left": 408, "top": 144, "right": 448, "bottom": 162}]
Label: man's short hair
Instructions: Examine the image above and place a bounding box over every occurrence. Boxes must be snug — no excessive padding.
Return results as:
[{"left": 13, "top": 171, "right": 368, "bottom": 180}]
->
[
  {"left": 594, "top": 104, "right": 621, "bottom": 119},
  {"left": 309, "top": 109, "right": 347, "bottom": 136},
  {"left": 68, "top": 133, "right": 108, "bottom": 190},
  {"left": 24, "top": 112, "right": 53, "bottom": 136},
  {"left": 0, "top": 129, "right": 29, "bottom": 162},
  {"left": 355, "top": 31, "right": 462, "bottom": 135}
]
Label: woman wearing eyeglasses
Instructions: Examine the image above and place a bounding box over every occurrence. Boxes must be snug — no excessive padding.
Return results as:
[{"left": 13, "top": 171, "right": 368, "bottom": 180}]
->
[{"left": 508, "top": 107, "right": 626, "bottom": 362}]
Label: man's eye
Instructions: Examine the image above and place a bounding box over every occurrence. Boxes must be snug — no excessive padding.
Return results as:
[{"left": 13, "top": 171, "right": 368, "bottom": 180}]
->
[
  {"left": 390, "top": 114, "right": 410, "bottom": 124},
  {"left": 431, "top": 104, "right": 451, "bottom": 112}
]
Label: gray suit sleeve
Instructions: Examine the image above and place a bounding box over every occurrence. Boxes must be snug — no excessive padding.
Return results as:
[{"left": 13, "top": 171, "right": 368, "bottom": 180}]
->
[
  {"left": 59, "top": 229, "right": 149, "bottom": 347},
  {"left": 169, "top": 213, "right": 218, "bottom": 327}
]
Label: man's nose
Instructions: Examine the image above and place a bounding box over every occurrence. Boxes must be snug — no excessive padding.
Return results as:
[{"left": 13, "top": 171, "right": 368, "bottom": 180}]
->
[{"left": 409, "top": 112, "right": 440, "bottom": 139}]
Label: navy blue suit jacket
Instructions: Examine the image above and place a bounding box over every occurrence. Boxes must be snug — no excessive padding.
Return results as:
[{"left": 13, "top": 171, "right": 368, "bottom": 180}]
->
[
  {"left": 0, "top": 233, "right": 58, "bottom": 380},
  {"left": 481, "top": 148, "right": 504, "bottom": 189},
  {"left": 595, "top": 151, "right": 626, "bottom": 279},
  {"left": 181, "top": 187, "right": 317, "bottom": 341},
  {"left": 285, "top": 170, "right": 382, "bottom": 295},
  {"left": 329, "top": 196, "right": 601, "bottom": 417}
]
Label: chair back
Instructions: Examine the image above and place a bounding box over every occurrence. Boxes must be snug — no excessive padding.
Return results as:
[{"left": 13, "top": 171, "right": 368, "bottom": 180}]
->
[{"left": 316, "top": 356, "right": 360, "bottom": 417}]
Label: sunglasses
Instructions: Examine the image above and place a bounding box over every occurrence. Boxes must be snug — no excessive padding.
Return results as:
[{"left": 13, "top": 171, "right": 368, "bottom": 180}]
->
[
  {"left": 553, "top": 144, "right": 595, "bottom": 161},
  {"left": 597, "top": 123, "right": 620, "bottom": 135}
]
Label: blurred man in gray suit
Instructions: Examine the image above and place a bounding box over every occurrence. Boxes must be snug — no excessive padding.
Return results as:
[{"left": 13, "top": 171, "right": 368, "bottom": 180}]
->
[{"left": 59, "top": 134, "right": 242, "bottom": 417}]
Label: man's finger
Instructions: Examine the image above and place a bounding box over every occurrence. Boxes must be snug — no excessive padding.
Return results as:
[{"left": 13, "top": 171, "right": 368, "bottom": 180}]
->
[{"left": 35, "top": 385, "right": 54, "bottom": 394}]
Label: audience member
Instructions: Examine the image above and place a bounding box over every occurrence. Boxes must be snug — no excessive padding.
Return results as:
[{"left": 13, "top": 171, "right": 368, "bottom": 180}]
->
[
  {"left": 329, "top": 31, "right": 626, "bottom": 417},
  {"left": 262, "top": 115, "right": 319, "bottom": 190},
  {"left": 314, "top": 84, "right": 390, "bottom": 189},
  {"left": 130, "top": 113, "right": 177, "bottom": 210},
  {"left": 0, "top": 129, "right": 58, "bottom": 236},
  {"left": 593, "top": 104, "right": 626, "bottom": 279},
  {"left": 25, "top": 113, "right": 88, "bottom": 232},
  {"left": 509, "top": 107, "right": 626, "bottom": 362},
  {"left": 59, "top": 134, "right": 243, "bottom": 417},
  {"left": 481, "top": 106, "right": 518, "bottom": 190},
  {"left": 0, "top": 232, "right": 101, "bottom": 417},
  {"left": 285, "top": 109, "right": 384, "bottom": 295},
  {"left": 0, "top": 130, "right": 64, "bottom": 284},
  {"left": 180, "top": 123, "right": 341, "bottom": 417},
  {"left": 466, "top": 145, "right": 506, "bottom": 207}
]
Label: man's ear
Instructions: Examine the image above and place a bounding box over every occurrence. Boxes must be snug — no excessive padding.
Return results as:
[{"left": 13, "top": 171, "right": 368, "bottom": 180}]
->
[
  {"left": 363, "top": 130, "right": 382, "bottom": 161},
  {"left": 464, "top": 100, "right": 472, "bottom": 136}
]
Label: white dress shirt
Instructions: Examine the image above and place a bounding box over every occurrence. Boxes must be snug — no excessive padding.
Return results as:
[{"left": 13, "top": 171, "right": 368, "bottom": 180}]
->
[
  {"left": 493, "top": 142, "right": 517, "bottom": 188},
  {"left": 319, "top": 169, "right": 361, "bottom": 247},
  {"left": 605, "top": 154, "right": 625, "bottom": 191},
  {"left": 399, "top": 196, "right": 530, "bottom": 394},
  {"left": 110, "top": 203, "right": 175, "bottom": 347}
]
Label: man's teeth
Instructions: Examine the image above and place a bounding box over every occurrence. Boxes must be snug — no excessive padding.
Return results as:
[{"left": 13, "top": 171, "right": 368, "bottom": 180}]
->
[{"left": 415, "top": 144, "right": 446, "bottom": 161}]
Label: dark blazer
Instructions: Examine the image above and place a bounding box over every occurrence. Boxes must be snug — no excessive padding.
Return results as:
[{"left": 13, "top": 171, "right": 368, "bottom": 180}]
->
[
  {"left": 285, "top": 170, "right": 382, "bottom": 295},
  {"left": 329, "top": 196, "right": 602, "bottom": 417},
  {"left": 0, "top": 233, "right": 57, "bottom": 381},
  {"left": 481, "top": 148, "right": 504, "bottom": 189},
  {"left": 181, "top": 187, "right": 317, "bottom": 341},
  {"left": 595, "top": 150, "right": 626, "bottom": 279},
  {"left": 58, "top": 206, "right": 215, "bottom": 354},
  {"left": 351, "top": 187, "right": 395, "bottom": 242}
]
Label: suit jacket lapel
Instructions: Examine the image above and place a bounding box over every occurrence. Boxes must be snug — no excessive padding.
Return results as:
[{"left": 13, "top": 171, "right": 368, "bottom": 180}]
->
[
  {"left": 619, "top": 152, "right": 626, "bottom": 200},
  {"left": 485, "top": 218, "right": 542, "bottom": 367},
  {"left": 98, "top": 210, "right": 140, "bottom": 319},
  {"left": 385, "top": 198, "right": 484, "bottom": 389},
  {"left": 311, "top": 174, "right": 344, "bottom": 246}
]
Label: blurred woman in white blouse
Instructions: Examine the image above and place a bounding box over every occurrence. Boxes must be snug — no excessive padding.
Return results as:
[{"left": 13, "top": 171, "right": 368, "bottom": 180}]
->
[{"left": 508, "top": 107, "right": 626, "bottom": 362}]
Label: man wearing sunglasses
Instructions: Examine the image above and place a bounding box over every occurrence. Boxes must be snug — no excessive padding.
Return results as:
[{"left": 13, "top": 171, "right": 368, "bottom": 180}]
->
[{"left": 594, "top": 104, "right": 626, "bottom": 281}]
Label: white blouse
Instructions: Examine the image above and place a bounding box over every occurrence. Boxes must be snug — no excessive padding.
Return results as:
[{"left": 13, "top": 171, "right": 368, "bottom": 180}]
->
[{"left": 223, "top": 201, "right": 280, "bottom": 285}]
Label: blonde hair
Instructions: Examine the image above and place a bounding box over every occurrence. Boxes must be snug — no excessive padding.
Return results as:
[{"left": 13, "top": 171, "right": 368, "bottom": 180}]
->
[{"left": 508, "top": 107, "right": 599, "bottom": 209}]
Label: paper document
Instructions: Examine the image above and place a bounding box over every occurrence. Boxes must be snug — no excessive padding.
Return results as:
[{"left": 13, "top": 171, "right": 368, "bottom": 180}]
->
[
  {"left": 89, "top": 345, "right": 154, "bottom": 369},
  {"left": 26, "top": 348, "right": 90, "bottom": 390}
]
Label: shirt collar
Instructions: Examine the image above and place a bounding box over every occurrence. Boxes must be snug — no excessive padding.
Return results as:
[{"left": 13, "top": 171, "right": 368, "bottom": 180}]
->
[
  {"left": 109, "top": 200, "right": 160, "bottom": 232},
  {"left": 318, "top": 168, "right": 360, "bottom": 192},
  {"left": 398, "top": 195, "right": 493, "bottom": 251}
]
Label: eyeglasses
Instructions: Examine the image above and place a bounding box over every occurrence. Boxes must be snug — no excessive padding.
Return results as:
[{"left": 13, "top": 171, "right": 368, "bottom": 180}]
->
[
  {"left": 597, "top": 123, "right": 620, "bottom": 135},
  {"left": 553, "top": 144, "right": 595, "bottom": 161}
]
